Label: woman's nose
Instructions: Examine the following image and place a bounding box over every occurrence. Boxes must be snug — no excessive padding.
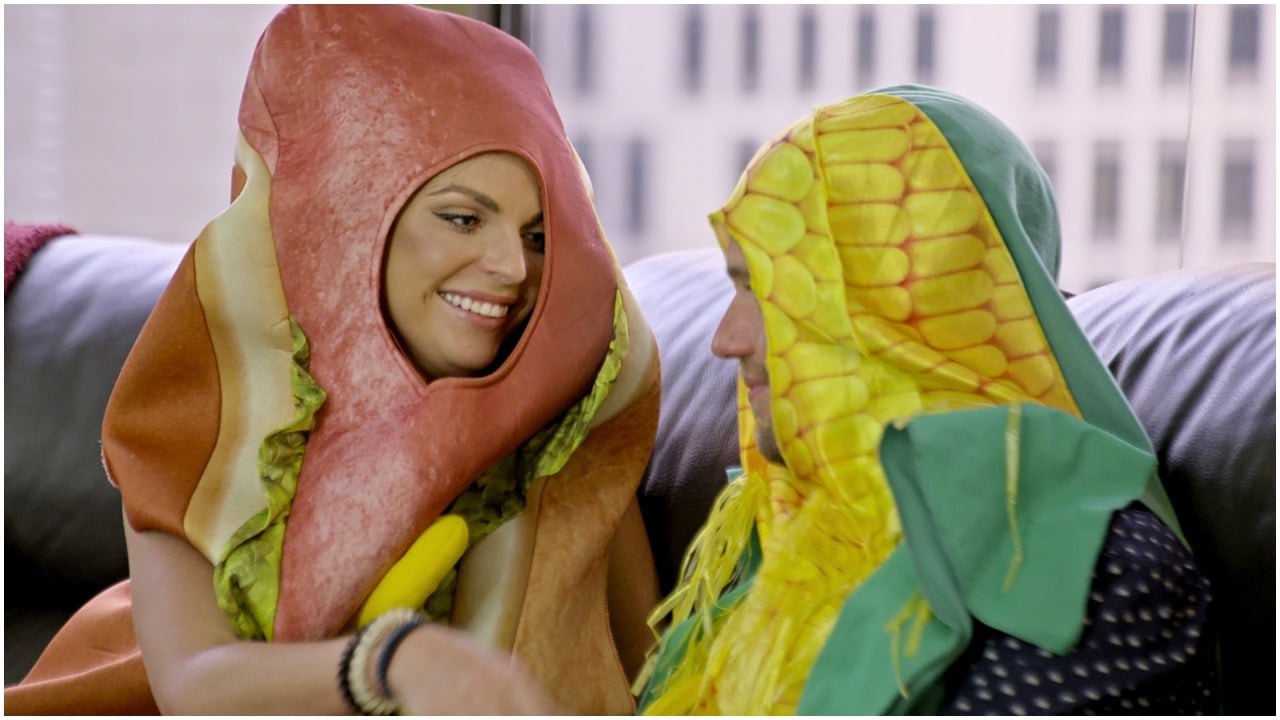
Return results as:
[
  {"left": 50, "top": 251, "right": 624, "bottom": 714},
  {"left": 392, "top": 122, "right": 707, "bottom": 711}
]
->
[{"left": 479, "top": 227, "right": 528, "bottom": 285}]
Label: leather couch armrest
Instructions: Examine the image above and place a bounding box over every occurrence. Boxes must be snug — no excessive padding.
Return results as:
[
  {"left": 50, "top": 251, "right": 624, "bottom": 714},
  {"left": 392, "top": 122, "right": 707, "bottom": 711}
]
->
[
  {"left": 1068, "top": 263, "right": 1276, "bottom": 714},
  {"left": 4, "top": 235, "right": 184, "bottom": 681}
]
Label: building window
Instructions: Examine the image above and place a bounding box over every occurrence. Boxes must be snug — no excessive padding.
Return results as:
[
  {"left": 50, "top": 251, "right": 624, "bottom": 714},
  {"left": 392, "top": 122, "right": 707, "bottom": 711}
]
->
[
  {"left": 573, "top": 6, "right": 594, "bottom": 95},
  {"left": 798, "top": 6, "right": 817, "bottom": 90},
  {"left": 1035, "top": 6, "right": 1061, "bottom": 86},
  {"left": 572, "top": 135, "right": 595, "bottom": 185},
  {"left": 1161, "top": 5, "right": 1193, "bottom": 84},
  {"left": 1155, "top": 140, "right": 1186, "bottom": 244},
  {"left": 1031, "top": 140, "right": 1058, "bottom": 190},
  {"left": 915, "top": 6, "right": 936, "bottom": 84},
  {"left": 1221, "top": 139, "right": 1256, "bottom": 242},
  {"left": 736, "top": 138, "right": 760, "bottom": 178},
  {"left": 1098, "top": 6, "right": 1125, "bottom": 84},
  {"left": 1092, "top": 141, "right": 1121, "bottom": 241},
  {"left": 856, "top": 9, "right": 877, "bottom": 89},
  {"left": 683, "top": 6, "right": 704, "bottom": 93},
  {"left": 741, "top": 5, "right": 760, "bottom": 93},
  {"left": 570, "top": 133, "right": 593, "bottom": 196},
  {"left": 1228, "top": 5, "right": 1261, "bottom": 80},
  {"left": 626, "top": 137, "right": 649, "bottom": 235}
]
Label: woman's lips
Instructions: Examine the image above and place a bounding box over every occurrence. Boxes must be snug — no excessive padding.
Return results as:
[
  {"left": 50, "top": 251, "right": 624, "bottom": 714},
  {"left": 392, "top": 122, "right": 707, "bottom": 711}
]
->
[{"left": 439, "top": 291, "right": 517, "bottom": 332}]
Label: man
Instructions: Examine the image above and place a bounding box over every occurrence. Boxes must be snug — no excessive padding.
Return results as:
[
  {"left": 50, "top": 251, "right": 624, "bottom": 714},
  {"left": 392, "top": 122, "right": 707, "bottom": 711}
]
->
[{"left": 637, "top": 86, "right": 1217, "bottom": 714}]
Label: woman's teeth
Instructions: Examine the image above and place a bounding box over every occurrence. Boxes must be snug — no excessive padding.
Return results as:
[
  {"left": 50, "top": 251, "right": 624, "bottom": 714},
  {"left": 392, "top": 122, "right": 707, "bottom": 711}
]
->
[{"left": 441, "top": 292, "right": 509, "bottom": 319}]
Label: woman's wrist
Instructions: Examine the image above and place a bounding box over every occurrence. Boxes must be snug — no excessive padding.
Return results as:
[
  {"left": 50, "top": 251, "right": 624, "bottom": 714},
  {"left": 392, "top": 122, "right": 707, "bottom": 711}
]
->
[{"left": 338, "top": 608, "right": 427, "bottom": 715}]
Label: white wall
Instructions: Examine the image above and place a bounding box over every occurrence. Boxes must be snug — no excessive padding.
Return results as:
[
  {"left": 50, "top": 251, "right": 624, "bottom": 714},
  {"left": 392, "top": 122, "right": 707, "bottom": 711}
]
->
[
  {"left": 4, "top": 5, "right": 282, "bottom": 244},
  {"left": 3, "top": 5, "right": 1274, "bottom": 293}
]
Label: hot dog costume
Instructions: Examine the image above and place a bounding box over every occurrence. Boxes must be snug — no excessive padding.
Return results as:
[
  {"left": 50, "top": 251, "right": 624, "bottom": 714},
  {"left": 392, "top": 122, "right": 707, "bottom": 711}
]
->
[
  {"left": 638, "top": 87, "right": 1211, "bottom": 714},
  {"left": 6, "top": 5, "right": 659, "bottom": 714}
]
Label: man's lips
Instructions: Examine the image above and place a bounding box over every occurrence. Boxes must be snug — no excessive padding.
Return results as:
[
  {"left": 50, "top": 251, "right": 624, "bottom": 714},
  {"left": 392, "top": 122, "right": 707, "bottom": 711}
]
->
[{"left": 744, "top": 377, "right": 769, "bottom": 403}]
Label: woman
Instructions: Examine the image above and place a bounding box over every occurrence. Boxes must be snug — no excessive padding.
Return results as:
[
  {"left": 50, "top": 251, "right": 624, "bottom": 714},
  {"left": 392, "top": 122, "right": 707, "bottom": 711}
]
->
[{"left": 6, "top": 5, "right": 660, "bottom": 714}]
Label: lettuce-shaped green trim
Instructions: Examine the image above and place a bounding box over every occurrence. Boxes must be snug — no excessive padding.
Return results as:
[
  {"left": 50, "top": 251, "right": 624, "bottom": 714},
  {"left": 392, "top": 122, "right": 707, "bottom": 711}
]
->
[
  {"left": 427, "top": 290, "right": 630, "bottom": 620},
  {"left": 525, "top": 288, "right": 629, "bottom": 479},
  {"left": 213, "top": 291, "right": 629, "bottom": 633},
  {"left": 213, "top": 317, "right": 327, "bottom": 641}
]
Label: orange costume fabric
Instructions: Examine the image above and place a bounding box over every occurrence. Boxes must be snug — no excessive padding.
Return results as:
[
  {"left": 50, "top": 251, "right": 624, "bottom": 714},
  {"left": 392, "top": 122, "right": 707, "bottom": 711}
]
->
[{"left": 6, "top": 5, "right": 659, "bottom": 714}]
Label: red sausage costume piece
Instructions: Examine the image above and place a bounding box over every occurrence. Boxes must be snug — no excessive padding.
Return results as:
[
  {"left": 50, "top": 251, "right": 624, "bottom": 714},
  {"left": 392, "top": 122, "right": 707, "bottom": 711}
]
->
[{"left": 6, "top": 6, "right": 659, "bottom": 714}]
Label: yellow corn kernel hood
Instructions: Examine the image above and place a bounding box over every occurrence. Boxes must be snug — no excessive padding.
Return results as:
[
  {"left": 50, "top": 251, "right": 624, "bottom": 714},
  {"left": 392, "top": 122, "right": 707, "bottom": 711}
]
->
[{"left": 639, "top": 86, "right": 1179, "bottom": 715}]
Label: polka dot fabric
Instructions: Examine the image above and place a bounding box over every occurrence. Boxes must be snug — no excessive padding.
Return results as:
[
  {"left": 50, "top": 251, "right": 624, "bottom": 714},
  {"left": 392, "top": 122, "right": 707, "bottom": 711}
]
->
[{"left": 942, "top": 505, "right": 1218, "bottom": 715}]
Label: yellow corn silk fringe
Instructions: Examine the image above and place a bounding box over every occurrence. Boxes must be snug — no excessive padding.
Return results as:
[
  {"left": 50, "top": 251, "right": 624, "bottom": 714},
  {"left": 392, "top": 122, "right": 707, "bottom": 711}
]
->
[{"left": 644, "top": 94, "right": 1083, "bottom": 715}]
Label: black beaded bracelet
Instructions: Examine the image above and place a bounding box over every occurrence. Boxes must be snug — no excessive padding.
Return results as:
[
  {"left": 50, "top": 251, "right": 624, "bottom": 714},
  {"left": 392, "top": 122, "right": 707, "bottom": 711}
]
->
[
  {"left": 337, "top": 627, "right": 367, "bottom": 714},
  {"left": 374, "top": 614, "right": 428, "bottom": 703},
  {"left": 340, "top": 608, "right": 425, "bottom": 716}
]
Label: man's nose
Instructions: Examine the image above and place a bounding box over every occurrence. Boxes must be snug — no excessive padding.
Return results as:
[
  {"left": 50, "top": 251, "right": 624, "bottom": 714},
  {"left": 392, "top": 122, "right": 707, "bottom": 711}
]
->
[{"left": 711, "top": 300, "right": 754, "bottom": 359}]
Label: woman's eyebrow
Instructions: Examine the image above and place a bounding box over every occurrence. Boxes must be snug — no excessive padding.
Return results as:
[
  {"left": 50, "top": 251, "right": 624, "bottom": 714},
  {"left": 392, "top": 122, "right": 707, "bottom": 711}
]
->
[{"left": 428, "top": 184, "right": 499, "bottom": 212}]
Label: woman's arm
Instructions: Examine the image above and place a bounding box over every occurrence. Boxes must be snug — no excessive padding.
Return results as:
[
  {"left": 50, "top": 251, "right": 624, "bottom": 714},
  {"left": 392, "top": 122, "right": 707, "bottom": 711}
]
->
[
  {"left": 125, "top": 516, "right": 562, "bottom": 714},
  {"left": 125, "top": 520, "right": 352, "bottom": 714}
]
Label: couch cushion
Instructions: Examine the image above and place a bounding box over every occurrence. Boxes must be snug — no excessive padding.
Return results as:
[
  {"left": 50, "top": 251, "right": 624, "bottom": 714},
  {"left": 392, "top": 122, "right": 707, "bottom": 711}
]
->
[
  {"left": 5, "top": 236, "right": 185, "bottom": 612},
  {"left": 624, "top": 250, "right": 738, "bottom": 592},
  {"left": 1067, "top": 262, "right": 1276, "bottom": 715}
]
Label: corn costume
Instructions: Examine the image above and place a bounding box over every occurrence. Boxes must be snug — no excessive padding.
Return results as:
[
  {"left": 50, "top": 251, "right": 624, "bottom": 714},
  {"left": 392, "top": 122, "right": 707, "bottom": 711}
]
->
[
  {"left": 6, "top": 6, "right": 659, "bottom": 714},
  {"left": 638, "top": 87, "right": 1208, "bottom": 714}
]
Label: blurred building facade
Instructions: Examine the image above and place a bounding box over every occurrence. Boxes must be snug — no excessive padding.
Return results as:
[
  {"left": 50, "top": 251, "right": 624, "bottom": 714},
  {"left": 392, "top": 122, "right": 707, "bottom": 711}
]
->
[
  {"left": 4, "top": 5, "right": 1274, "bottom": 292},
  {"left": 529, "top": 4, "right": 1275, "bottom": 292},
  {"left": 4, "top": 5, "right": 285, "bottom": 244}
]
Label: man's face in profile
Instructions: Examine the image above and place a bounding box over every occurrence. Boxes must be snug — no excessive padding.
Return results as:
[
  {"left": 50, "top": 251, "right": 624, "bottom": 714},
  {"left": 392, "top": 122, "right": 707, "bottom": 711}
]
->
[{"left": 711, "top": 238, "right": 784, "bottom": 465}]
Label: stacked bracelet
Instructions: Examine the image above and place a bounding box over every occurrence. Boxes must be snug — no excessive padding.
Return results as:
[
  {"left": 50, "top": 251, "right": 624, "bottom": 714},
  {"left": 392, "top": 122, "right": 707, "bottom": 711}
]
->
[{"left": 338, "top": 607, "right": 427, "bottom": 716}]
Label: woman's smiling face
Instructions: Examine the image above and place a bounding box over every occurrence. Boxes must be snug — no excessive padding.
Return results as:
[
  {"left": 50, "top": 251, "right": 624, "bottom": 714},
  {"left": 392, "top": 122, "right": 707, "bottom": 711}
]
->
[{"left": 383, "top": 152, "right": 546, "bottom": 381}]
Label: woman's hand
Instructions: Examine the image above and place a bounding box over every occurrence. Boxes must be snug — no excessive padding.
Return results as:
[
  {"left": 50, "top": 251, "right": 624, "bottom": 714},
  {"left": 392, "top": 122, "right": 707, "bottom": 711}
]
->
[
  {"left": 125, "top": 515, "right": 563, "bottom": 714},
  {"left": 388, "top": 623, "right": 565, "bottom": 715}
]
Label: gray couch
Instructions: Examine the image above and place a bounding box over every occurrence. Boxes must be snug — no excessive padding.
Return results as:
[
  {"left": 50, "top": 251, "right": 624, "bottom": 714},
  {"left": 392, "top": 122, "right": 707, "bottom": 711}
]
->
[{"left": 5, "top": 234, "right": 1275, "bottom": 713}]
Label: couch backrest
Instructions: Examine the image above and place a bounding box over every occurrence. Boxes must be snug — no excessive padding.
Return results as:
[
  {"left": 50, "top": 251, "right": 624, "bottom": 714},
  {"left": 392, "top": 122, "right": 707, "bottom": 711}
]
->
[
  {"left": 4, "top": 235, "right": 185, "bottom": 682},
  {"left": 624, "top": 250, "right": 739, "bottom": 590},
  {"left": 5, "top": 236, "right": 184, "bottom": 596},
  {"left": 1067, "top": 262, "right": 1276, "bottom": 714}
]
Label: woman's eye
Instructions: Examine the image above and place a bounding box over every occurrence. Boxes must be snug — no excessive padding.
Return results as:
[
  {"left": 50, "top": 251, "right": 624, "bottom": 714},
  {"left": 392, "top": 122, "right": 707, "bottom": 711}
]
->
[
  {"left": 523, "top": 230, "right": 546, "bottom": 252},
  {"left": 435, "top": 211, "right": 479, "bottom": 230}
]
